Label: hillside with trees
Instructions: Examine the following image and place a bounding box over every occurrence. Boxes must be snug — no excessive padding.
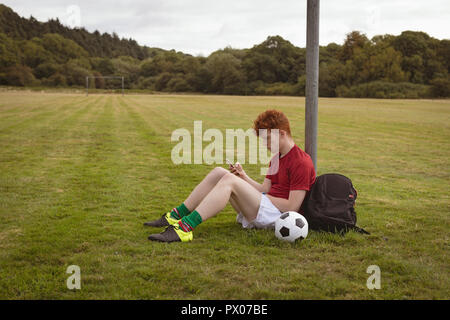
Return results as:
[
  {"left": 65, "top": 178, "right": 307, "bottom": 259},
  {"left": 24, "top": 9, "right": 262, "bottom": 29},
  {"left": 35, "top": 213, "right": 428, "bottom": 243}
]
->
[{"left": 0, "top": 4, "right": 448, "bottom": 97}]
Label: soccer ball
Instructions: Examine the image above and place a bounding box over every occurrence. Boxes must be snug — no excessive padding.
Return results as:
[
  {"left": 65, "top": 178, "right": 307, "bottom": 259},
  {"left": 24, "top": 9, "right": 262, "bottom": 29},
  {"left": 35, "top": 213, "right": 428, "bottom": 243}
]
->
[{"left": 275, "top": 211, "right": 309, "bottom": 243}]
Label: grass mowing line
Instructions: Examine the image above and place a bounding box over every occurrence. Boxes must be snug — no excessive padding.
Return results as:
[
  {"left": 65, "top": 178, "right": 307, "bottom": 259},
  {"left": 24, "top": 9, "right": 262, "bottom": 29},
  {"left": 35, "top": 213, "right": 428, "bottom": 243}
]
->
[
  {"left": 111, "top": 96, "right": 212, "bottom": 299},
  {"left": 124, "top": 94, "right": 450, "bottom": 298},
  {"left": 116, "top": 96, "right": 256, "bottom": 298},
  {"left": 0, "top": 93, "right": 66, "bottom": 115},
  {"left": 89, "top": 96, "right": 185, "bottom": 299},
  {"left": 127, "top": 96, "right": 304, "bottom": 179},
  {"left": 0, "top": 94, "right": 102, "bottom": 234},
  {"left": 0, "top": 96, "right": 105, "bottom": 299},
  {"left": 128, "top": 95, "right": 231, "bottom": 125},
  {"left": 0, "top": 94, "right": 448, "bottom": 299},
  {"left": 118, "top": 96, "right": 181, "bottom": 166},
  {"left": 41, "top": 96, "right": 125, "bottom": 299},
  {"left": 127, "top": 94, "right": 265, "bottom": 132},
  {"left": 119, "top": 96, "right": 366, "bottom": 298},
  {"left": 129, "top": 96, "right": 310, "bottom": 175},
  {"left": 56, "top": 95, "right": 211, "bottom": 299},
  {"left": 126, "top": 95, "right": 196, "bottom": 136},
  {"left": 47, "top": 94, "right": 169, "bottom": 298},
  {"left": 129, "top": 94, "right": 273, "bottom": 130},
  {"left": 0, "top": 95, "right": 103, "bottom": 196},
  {"left": 121, "top": 95, "right": 225, "bottom": 196},
  {"left": 315, "top": 102, "right": 450, "bottom": 298},
  {"left": 0, "top": 95, "right": 103, "bottom": 176},
  {"left": 116, "top": 96, "right": 190, "bottom": 204},
  {"left": 0, "top": 93, "right": 89, "bottom": 131},
  {"left": 149, "top": 97, "right": 305, "bottom": 186},
  {"left": 0, "top": 95, "right": 91, "bottom": 132},
  {"left": 1, "top": 96, "right": 112, "bottom": 299},
  {"left": 0, "top": 95, "right": 103, "bottom": 242}
]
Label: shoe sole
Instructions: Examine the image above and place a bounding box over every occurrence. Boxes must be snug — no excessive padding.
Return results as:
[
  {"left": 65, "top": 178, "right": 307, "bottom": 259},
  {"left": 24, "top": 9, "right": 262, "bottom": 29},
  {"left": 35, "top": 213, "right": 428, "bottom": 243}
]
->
[{"left": 147, "top": 236, "right": 180, "bottom": 243}]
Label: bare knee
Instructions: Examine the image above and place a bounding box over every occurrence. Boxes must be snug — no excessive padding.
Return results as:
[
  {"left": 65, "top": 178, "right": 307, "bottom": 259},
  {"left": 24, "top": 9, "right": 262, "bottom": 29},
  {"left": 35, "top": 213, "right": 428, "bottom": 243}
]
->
[
  {"left": 218, "top": 171, "right": 238, "bottom": 187},
  {"left": 206, "top": 166, "right": 229, "bottom": 184},
  {"left": 210, "top": 166, "right": 228, "bottom": 178}
]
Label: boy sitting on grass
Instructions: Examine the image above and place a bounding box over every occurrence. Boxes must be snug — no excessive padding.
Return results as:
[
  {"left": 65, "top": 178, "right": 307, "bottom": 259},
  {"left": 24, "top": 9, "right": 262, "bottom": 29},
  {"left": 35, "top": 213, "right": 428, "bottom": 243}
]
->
[{"left": 145, "top": 109, "right": 316, "bottom": 242}]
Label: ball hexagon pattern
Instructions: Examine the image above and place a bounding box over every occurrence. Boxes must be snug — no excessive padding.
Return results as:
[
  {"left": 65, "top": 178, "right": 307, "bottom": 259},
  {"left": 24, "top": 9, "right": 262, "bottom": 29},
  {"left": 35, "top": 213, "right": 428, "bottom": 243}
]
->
[{"left": 275, "top": 211, "right": 309, "bottom": 243}]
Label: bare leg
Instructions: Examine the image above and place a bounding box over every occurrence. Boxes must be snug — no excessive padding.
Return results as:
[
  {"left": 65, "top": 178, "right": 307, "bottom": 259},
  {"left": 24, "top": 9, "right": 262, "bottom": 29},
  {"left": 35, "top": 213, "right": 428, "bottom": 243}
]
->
[
  {"left": 183, "top": 167, "right": 228, "bottom": 211},
  {"left": 194, "top": 172, "right": 262, "bottom": 222},
  {"left": 229, "top": 195, "right": 242, "bottom": 214}
]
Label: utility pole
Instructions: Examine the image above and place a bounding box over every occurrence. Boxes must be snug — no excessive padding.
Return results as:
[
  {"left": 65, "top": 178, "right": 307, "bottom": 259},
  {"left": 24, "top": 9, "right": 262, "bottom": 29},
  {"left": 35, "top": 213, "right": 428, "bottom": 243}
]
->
[{"left": 305, "top": 0, "right": 320, "bottom": 170}]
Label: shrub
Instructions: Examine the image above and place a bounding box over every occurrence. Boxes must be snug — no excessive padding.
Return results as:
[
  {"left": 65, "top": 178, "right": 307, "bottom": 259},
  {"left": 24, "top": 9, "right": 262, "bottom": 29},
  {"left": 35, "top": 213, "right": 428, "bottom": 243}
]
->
[
  {"left": 336, "top": 81, "right": 430, "bottom": 98},
  {"left": 154, "top": 72, "right": 174, "bottom": 91},
  {"left": 4, "top": 65, "right": 37, "bottom": 86},
  {"left": 429, "top": 77, "right": 450, "bottom": 97},
  {"left": 166, "top": 76, "right": 193, "bottom": 92},
  {"left": 136, "top": 76, "right": 156, "bottom": 90},
  {"left": 34, "top": 62, "right": 61, "bottom": 79},
  {"left": 264, "top": 82, "right": 297, "bottom": 96},
  {"left": 41, "top": 73, "right": 67, "bottom": 87},
  {"left": 64, "top": 62, "right": 91, "bottom": 86}
]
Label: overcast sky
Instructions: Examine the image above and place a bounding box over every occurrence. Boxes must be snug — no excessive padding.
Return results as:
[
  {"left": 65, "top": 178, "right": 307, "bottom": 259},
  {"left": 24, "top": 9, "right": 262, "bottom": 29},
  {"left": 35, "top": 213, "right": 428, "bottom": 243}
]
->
[{"left": 3, "top": 0, "right": 449, "bottom": 56}]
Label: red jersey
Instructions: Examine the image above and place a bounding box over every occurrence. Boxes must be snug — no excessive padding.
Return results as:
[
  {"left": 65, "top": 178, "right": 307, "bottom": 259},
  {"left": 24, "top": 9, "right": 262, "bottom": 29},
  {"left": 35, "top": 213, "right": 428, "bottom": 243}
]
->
[{"left": 266, "top": 144, "right": 316, "bottom": 200}]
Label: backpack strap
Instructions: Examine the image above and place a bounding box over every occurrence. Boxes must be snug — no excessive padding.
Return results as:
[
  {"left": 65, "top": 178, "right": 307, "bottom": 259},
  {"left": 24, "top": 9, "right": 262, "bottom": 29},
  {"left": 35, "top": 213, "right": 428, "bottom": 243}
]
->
[{"left": 351, "top": 225, "right": 370, "bottom": 235}]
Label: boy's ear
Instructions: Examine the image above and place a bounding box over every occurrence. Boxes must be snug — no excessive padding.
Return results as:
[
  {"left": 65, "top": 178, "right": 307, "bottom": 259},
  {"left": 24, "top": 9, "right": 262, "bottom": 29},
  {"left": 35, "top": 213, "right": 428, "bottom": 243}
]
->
[{"left": 279, "top": 129, "right": 286, "bottom": 137}]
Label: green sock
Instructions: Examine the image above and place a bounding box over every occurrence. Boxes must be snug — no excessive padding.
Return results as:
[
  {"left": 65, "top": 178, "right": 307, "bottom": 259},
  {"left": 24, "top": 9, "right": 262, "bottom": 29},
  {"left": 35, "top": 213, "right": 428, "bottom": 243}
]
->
[
  {"left": 170, "top": 203, "right": 190, "bottom": 220},
  {"left": 178, "top": 210, "right": 203, "bottom": 232}
]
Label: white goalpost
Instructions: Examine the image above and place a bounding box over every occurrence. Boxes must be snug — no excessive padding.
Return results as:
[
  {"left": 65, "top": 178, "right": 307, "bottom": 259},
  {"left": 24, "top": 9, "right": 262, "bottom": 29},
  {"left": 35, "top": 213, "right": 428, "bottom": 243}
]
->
[{"left": 85, "top": 76, "right": 125, "bottom": 96}]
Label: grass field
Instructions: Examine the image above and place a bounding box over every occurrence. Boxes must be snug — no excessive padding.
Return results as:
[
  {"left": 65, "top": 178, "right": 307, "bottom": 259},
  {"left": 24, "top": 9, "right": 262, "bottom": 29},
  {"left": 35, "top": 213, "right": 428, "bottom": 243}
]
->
[{"left": 0, "top": 91, "right": 448, "bottom": 299}]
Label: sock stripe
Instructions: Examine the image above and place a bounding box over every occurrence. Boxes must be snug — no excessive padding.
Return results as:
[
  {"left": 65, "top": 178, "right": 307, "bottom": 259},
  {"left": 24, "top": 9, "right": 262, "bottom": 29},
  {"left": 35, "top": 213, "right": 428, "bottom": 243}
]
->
[
  {"left": 178, "top": 220, "right": 193, "bottom": 232},
  {"left": 172, "top": 207, "right": 180, "bottom": 219},
  {"left": 178, "top": 221, "right": 187, "bottom": 232}
]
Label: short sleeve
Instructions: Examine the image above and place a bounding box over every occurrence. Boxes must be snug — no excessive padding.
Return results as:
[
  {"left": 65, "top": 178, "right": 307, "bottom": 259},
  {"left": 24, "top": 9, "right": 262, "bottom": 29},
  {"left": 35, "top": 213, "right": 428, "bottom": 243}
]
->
[{"left": 289, "top": 161, "right": 315, "bottom": 191}]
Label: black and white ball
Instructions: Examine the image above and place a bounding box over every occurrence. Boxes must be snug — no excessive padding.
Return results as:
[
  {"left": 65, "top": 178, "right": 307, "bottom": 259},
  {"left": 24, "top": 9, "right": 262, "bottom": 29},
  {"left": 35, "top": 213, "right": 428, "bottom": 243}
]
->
[{"left": 275, "top": 211, "right": 309, "bottom": 242}]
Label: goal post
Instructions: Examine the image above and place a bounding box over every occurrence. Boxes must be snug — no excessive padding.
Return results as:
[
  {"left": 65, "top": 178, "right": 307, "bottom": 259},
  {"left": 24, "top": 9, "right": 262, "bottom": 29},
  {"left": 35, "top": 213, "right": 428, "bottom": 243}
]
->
[{"left": 86, "top": 76, "right": 124, "bottom": 96}]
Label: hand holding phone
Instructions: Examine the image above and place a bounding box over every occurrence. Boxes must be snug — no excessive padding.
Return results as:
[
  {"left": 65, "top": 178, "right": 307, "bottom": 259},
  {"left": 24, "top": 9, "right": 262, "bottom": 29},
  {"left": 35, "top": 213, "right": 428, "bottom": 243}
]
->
[
  {"left": 227, "top": 159, "right": 245, "bottom": 178},
  {"left": 226, "top": 159, "right": 235, "bottom": 168}
]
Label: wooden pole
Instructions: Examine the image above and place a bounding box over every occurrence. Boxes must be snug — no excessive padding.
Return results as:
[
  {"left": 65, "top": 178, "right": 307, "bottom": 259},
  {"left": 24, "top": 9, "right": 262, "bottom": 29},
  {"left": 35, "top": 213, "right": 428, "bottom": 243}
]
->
[{"left": 305, "top": 0, "right": 320, "bottom": 170}]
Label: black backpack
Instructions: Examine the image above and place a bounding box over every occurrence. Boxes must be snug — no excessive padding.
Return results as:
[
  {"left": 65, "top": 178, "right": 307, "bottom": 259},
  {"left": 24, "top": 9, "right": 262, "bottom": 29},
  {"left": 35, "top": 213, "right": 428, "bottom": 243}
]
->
[{"left": 301, "top": 173, "right": 369, "bottom": 235}]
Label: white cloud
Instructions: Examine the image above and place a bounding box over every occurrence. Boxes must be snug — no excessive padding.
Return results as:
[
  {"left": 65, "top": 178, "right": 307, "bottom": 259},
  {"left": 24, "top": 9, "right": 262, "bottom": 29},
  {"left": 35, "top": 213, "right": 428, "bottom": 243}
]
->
[{"left": 2, "top": 0, "right": 449, "bottom": 56}]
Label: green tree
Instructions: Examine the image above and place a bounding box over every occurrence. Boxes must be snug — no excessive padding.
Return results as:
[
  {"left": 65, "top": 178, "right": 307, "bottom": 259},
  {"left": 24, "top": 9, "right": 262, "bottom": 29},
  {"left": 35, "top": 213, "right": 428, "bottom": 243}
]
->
[
  {"left": 205, "top": 53, "right": 246, "bottom": 94},
  {"left": 21, "top": 39, "right": 53, "bottom": 68},
  {"left": 34, "top": 62, "right": 61, "bottom": 79},
  {"left": 430, "top": 77, "right": 450, "bottom": 97},
  {"left": 4, "top": 65, "right": 36, "bottom": 86},
  {"left": 166, "top": 75, "right": 193, "bottom": 92},
  {"left": 242, "top": 36, "right": 303, "bottom": 84},
  {"left": 64, "top": 61, "right": 91, "bottom": 86},
  {"left": 92, "top": 58, "right": 115, "bottom": 75},
  {"left": 339, "top": 31, "right": 369, "bottom": 62},
  {"left": 154, "top": 72, "right": 173, "bottom": 91},
  {"left": 0, "top": 32, "right": 20, "bottom": 68},
  {"left": 40, "top": 33, "right": 88, "bottom": 63},
  {"left": 363, "top": 47, "right": 406, "bottom": 82}
]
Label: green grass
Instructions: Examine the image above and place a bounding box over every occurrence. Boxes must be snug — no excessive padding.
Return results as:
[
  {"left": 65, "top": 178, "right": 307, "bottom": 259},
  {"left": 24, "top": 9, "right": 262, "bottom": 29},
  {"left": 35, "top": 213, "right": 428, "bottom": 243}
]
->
[{"left": 0, "top": 91, "right": 448, "bottom": 299}]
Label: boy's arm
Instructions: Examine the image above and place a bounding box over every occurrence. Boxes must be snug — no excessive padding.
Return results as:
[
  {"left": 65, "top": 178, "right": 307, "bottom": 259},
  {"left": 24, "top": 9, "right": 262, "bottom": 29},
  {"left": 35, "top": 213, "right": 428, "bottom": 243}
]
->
[
  {"left": 229, "top": 163, "right": 271, "bottom": 193},
  {"left": 266, "top": 190, "right": 307, "bottom": 213},
  {"left": 242, "top": 176, "right": 271, "bottom": 193}
]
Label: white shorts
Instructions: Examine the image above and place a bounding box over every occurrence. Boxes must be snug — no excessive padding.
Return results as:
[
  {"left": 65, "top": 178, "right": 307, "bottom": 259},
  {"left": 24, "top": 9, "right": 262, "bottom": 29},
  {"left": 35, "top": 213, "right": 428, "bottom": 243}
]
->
[{"left": 236, "top": 193, "right": 282, "bottom": 229}]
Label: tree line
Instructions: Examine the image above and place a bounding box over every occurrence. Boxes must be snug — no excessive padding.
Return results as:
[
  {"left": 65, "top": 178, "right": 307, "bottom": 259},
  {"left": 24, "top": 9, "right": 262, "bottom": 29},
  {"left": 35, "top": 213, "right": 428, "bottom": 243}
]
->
[{"left": 0, "top": 4, "right": 448, "bottom": 98}]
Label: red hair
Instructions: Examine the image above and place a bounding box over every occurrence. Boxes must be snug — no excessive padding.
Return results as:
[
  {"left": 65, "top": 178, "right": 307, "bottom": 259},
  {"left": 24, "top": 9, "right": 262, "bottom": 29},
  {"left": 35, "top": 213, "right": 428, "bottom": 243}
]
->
[{"left": 253, "top": 109, "right": 291, "bottom": 136}]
